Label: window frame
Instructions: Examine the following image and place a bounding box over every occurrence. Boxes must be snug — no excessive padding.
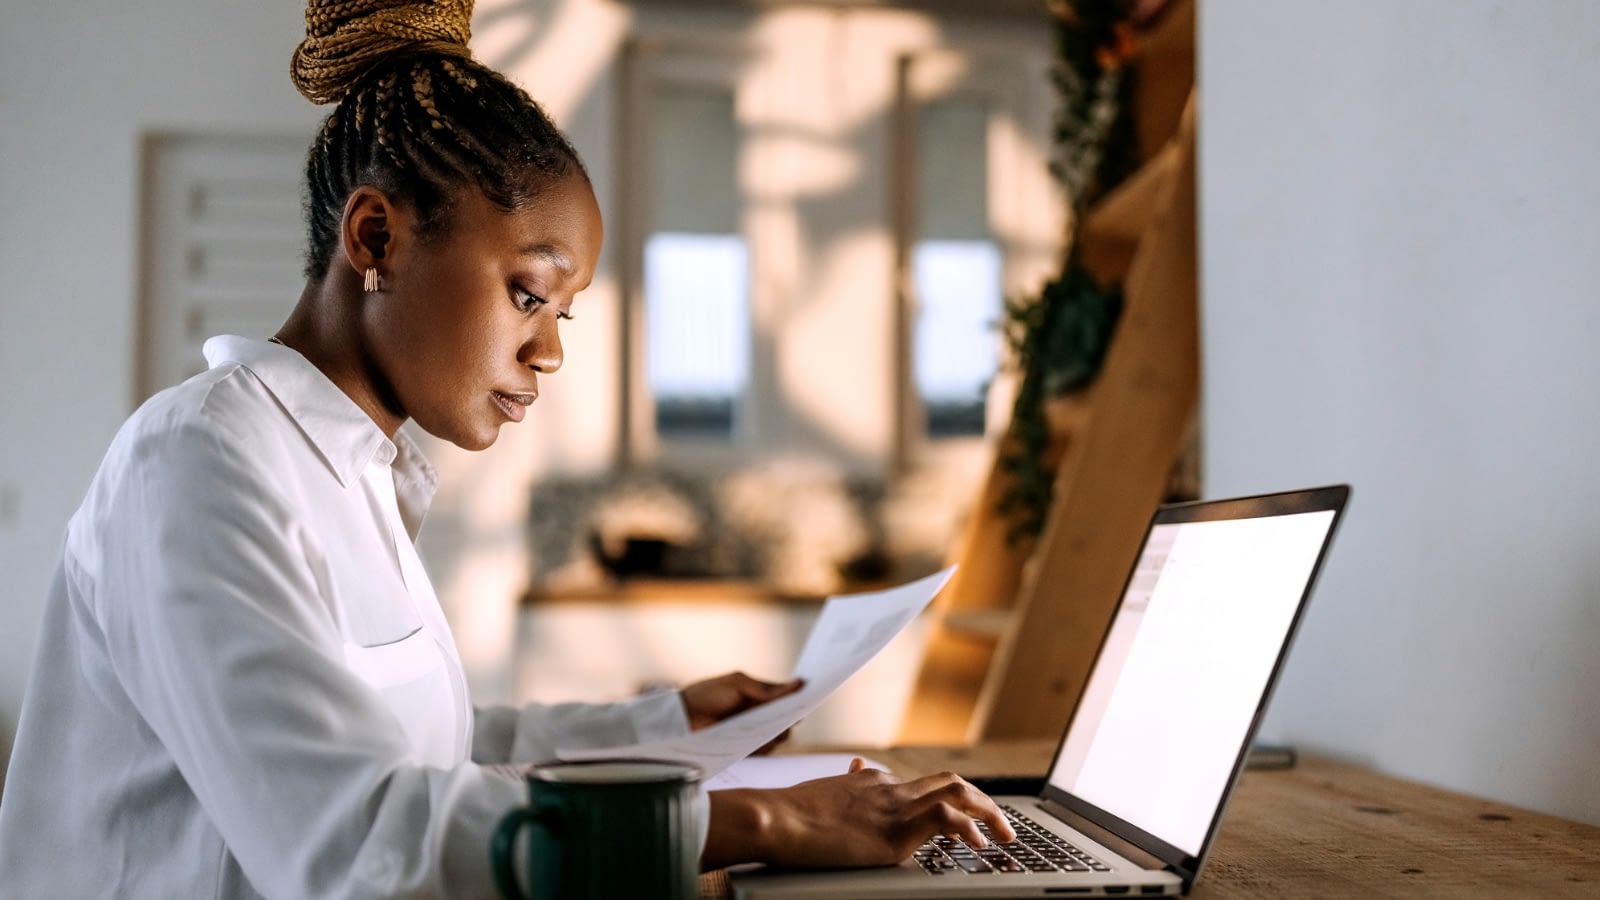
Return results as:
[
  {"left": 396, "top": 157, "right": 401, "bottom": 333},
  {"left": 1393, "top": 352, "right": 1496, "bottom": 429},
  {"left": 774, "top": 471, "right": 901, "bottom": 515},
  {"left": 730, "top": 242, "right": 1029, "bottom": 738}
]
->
[
  {"left": 617, "top": 37, "right": 761, "bottom": 472},
  {"left": 616, "top": 30, "right": 1058, "bottom": 478}
]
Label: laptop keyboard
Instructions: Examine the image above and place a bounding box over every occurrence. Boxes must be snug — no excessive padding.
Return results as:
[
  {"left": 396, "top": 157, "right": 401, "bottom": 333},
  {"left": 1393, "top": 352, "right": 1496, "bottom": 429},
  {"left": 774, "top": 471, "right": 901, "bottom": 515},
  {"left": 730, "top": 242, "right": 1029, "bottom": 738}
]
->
[{"left": 912, "top": 804, "right": 1113, "bottom": 876}]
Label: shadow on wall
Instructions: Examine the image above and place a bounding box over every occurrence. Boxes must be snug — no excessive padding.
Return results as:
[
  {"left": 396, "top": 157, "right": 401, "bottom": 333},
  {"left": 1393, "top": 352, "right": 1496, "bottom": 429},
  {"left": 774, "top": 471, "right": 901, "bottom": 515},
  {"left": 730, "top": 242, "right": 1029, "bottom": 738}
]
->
[{"left": 526, "top": 458, "right": 961, "bottom": 597}]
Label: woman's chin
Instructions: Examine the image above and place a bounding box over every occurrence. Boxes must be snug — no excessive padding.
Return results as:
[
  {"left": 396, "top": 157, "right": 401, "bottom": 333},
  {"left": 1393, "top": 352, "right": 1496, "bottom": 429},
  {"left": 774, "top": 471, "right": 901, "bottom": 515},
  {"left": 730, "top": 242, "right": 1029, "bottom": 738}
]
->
[
  {"left": 417, "top": 416, "right": 500, "bottom": 452},
  {"left": 454, "top": 427, "right": 500, "bottom": 452}
]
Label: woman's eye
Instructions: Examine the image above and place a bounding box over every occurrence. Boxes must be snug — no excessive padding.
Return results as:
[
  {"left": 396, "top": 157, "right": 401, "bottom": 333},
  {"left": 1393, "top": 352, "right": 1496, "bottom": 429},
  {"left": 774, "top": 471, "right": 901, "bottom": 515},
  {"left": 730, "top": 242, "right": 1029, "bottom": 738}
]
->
[
  {"left": 514, "top": 285, "right": 575, "bottom": 321},
  {"left": 513, "top": 286, "right": 545, "bottom": 313}
]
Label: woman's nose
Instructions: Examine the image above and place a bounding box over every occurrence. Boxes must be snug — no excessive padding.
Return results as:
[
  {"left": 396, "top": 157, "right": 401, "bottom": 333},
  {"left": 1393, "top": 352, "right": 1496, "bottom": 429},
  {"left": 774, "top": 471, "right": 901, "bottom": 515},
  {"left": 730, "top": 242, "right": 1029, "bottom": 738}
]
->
[{"left": 520, "top": 321, "right": 563, "bottom": 374}]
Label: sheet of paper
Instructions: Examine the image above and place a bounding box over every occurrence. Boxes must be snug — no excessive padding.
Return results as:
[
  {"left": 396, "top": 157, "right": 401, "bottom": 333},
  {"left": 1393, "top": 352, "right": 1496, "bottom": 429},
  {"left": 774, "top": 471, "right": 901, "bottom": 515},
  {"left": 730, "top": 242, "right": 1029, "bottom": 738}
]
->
[
  {"left": 556, "top": 566, "right": 955, "bottom": 778},
  {"left": 704, "top": 753, "right": 890, "bottom": 791}
]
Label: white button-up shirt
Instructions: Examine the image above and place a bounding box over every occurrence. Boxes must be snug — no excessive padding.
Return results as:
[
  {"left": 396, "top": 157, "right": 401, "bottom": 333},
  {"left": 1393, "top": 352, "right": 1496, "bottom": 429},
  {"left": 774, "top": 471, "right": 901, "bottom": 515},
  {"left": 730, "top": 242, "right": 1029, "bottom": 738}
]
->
[{"left": 0, "top": 336, "right": 691, "bottom": 899}]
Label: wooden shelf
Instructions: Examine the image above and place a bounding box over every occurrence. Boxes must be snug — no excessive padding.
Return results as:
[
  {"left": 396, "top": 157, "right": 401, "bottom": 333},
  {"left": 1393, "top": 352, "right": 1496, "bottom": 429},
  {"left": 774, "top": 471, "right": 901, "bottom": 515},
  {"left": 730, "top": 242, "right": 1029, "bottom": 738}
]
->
[{"left": 939, "top": 609, "right": 1014, "bottom": 640}]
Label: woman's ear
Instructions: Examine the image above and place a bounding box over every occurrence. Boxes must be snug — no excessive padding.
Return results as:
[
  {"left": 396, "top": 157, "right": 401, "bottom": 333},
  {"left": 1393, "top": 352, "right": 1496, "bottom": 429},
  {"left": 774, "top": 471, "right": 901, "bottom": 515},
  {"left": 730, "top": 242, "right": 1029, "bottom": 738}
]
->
[{"left": 339, "top": 186, "right": 396, "bottom": 278}]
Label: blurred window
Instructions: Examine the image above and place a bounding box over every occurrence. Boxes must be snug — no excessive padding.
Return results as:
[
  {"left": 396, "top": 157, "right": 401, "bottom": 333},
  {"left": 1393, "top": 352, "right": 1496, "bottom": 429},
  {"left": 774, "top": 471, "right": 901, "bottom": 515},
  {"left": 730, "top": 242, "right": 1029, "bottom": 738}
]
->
[
  {"left": 912, "top": 238, "right": 1002, "bottom": 437},
  {"left": 645, "top": 87, "right": 747, "bottom": 440},
  {"left": 644, "top": 232, "right": 749, "bottom": 436},
  {"left": 911, "top": 95, "right": 1003, "bottom": 439}
]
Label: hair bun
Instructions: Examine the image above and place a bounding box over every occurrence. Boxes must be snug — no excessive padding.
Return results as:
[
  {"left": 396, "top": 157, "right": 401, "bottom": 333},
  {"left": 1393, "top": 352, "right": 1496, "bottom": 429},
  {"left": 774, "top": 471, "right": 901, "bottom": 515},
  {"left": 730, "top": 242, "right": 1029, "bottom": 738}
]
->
[{"left": 291, "top": 0, "right": 475, "bottom": 105}]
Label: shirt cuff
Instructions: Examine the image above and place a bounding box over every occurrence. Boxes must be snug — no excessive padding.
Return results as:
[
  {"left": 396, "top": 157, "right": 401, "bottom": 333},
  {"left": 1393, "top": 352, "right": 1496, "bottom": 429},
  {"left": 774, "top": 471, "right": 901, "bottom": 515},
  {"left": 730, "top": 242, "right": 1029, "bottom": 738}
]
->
[{"left": 627, "top": 688, "right": 693, "bottom": 745}]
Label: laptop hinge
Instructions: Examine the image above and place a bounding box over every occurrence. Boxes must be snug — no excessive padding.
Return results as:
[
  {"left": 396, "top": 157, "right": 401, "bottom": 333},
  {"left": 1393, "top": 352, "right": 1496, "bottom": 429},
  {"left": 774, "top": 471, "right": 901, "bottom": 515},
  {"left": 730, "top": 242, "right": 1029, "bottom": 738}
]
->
[{"left": 1037, "top": 798, "right": 1171, "bottom": 872}]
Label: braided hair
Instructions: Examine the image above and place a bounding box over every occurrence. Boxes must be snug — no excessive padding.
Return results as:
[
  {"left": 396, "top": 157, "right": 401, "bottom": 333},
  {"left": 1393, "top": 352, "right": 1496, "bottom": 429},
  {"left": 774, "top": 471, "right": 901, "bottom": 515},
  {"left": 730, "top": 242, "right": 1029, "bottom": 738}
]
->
[{"left": 291, "top": 0, "right": 586, "bottom": 278}]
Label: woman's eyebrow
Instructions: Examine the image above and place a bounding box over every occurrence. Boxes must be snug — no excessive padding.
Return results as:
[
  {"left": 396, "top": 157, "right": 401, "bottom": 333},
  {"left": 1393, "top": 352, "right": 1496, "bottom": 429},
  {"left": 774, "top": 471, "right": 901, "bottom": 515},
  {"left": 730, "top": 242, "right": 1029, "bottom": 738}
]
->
[{"left": 520, "top": 243, "right": 574, "bottom": 275}]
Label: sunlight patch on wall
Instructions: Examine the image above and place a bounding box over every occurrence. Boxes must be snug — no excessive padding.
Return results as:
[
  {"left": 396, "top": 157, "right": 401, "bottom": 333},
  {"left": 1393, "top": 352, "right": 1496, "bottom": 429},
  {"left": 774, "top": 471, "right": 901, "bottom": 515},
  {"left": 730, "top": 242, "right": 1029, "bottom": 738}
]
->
[
  {"left": 741, "top": 133, "right": 862, "bottom": 200},
  {"left": 781, "top": 228, "right": 896, "bottom": 459},
  {"left": 989, "top": 108, "right": 1063, "bottom": 295},
  {"left": 473, "top": 0, "right": 632, "bottom": 123},
  {"left": 749, "top": 7, "right": 946, "bottom": 134}
]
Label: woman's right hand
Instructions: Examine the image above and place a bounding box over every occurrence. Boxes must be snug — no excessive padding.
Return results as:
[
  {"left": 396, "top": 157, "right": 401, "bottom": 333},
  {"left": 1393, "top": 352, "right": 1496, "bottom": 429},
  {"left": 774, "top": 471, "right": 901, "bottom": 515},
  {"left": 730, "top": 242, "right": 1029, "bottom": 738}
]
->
[{"left": 702, "top": 758, "right": 1015, "bottom": 870}]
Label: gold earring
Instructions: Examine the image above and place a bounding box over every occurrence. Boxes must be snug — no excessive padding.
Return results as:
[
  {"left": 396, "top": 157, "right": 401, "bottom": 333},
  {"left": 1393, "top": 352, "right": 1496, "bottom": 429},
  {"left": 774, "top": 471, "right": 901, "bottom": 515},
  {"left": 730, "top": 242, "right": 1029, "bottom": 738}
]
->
[{"left": 363, "top": 267, "right": 380, "bottom": 293}]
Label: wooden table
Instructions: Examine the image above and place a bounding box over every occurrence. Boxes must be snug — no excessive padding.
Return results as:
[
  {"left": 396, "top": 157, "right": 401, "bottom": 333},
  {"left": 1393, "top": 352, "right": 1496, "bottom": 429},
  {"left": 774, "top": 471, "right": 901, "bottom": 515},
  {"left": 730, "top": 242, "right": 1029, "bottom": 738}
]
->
[{"left": 700, "top": 740, "right": 1600, "bottom": 899}]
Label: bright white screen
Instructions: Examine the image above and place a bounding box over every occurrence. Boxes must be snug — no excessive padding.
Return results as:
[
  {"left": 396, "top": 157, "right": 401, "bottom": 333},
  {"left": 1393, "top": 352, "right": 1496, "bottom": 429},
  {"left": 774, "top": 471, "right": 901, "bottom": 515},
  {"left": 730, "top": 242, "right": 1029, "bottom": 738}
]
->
[{"left": 1047, "top": 510, "right": 1335, "bottom": 855}]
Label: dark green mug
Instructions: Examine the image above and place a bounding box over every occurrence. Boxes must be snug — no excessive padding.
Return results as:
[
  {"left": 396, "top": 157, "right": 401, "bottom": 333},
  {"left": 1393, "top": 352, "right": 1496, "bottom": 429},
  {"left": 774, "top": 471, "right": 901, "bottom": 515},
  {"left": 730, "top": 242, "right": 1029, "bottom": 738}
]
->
[{"left": 490, "top": 759, "right": 702, "bottom": 900}]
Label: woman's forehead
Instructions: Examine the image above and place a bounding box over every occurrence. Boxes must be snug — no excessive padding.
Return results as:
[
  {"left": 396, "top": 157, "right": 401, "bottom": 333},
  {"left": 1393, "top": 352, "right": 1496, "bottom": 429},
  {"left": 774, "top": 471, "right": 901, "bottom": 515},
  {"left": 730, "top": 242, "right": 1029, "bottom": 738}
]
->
[{"left": 453, "top": 176, "right": 602, "bottom": 262}]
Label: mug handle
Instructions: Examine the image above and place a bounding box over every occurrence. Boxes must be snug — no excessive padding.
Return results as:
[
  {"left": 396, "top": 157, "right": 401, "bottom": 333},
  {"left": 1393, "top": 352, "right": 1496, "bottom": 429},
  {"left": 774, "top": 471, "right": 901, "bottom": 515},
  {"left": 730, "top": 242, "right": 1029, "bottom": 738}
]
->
[{"left": 490, "top": 805, "right": 561, "bottom": 900}]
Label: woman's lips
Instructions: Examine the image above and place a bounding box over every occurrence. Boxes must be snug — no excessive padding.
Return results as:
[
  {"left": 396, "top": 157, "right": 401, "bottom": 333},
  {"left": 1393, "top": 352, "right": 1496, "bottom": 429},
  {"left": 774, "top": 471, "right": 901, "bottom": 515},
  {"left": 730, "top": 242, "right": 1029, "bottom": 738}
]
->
[{"left": 491, "top": 390, "right": 534, "bottom": 422}]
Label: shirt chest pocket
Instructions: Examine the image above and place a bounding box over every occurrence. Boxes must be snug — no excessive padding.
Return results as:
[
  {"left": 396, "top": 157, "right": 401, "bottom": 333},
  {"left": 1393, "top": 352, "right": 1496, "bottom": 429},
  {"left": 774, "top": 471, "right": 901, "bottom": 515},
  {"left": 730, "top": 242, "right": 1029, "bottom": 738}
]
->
[
  {"left": 332, "top": 583, "right": 437, "bottom": 706},
  {"left": 333, "top": 574, "right": 426, "bottom": 650},
  {"left": 341, "top": 625, "right": 438, "bottom": 689},
  {"left": 316, "top": 532, "right": 461, "bottom": 763}
]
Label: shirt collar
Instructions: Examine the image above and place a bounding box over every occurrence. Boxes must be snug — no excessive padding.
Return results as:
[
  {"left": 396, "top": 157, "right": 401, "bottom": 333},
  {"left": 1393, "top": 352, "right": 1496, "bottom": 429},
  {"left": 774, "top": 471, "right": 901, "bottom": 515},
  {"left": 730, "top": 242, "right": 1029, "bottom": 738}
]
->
[{"left": 201, "top": 336, "right": 440, "bottom": 519}]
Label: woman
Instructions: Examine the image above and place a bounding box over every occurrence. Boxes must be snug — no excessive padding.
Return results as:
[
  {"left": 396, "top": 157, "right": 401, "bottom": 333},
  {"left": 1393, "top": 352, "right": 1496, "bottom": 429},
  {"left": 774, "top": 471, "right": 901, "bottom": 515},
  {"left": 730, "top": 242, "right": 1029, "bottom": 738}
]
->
[{"left": 0, "top": 1, "right": 1010, "bottom": 897}]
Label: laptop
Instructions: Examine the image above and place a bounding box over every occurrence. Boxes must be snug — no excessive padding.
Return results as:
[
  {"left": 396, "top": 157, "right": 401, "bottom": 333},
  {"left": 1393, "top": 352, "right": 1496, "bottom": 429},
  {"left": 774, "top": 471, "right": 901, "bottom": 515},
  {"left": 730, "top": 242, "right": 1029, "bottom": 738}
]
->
[{"left": 730, "top": 484, "right": 1350, "bottom": 898}]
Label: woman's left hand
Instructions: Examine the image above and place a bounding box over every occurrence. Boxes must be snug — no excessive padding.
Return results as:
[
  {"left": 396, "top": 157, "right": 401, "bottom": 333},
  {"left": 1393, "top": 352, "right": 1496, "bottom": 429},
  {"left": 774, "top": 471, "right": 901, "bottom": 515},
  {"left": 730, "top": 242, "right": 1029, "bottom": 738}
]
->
[{"left": 680, "top": 671, "right": 803, "bottom": 730}]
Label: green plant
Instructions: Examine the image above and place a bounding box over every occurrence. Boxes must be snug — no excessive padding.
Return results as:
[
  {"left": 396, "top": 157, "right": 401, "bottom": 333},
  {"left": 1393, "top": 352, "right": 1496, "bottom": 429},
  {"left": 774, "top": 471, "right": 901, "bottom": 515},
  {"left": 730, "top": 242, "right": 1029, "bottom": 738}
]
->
[
  {"left": 994, "top": 0, "right": 1144, "bottom": 543},
  {"left": 995, "top": 263, "right": 1123, "bottom": 542},
  {"left": 1047, "top": 0, "right": 1141, "bottom": 211}
]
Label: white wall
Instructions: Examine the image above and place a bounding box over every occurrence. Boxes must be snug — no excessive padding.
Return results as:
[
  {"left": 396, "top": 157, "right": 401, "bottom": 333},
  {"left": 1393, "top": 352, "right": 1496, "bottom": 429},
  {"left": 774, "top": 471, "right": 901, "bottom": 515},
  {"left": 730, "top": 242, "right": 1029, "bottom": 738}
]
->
[{"left": 1200, "top": 0, "right": 1600, "bottom": 825}]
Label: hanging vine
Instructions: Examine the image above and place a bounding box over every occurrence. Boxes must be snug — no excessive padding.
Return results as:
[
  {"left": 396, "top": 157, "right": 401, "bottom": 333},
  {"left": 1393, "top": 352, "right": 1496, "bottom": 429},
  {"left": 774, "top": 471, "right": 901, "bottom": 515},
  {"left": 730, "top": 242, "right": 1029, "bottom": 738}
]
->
[{"left": 995, "top": 0, "right": 1153, "bottom": 543}]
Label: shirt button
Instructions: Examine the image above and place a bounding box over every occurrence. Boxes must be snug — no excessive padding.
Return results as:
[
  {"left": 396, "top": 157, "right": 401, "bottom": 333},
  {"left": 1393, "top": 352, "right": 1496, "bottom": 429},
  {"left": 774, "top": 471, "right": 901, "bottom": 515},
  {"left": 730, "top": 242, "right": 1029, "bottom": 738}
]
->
[{"left": 358, "top": 848, "right": 401, "bottom": 886}]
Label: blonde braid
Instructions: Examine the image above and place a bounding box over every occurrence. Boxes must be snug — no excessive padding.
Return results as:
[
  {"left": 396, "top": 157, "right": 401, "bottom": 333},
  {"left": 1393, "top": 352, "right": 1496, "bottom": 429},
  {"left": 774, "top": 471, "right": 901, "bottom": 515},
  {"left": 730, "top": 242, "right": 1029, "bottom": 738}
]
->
[
  {"left": 439, "top": 58, "right": 478, "bottom": 91},
  {"left": 290, "top": 0, "right": 474, "bottom": 104},
  {"left": 412, "top": 67, "right": 444, "bottom": 131},
  {"left": 373, "top": 68, "right": 408, "bottom": 170}
]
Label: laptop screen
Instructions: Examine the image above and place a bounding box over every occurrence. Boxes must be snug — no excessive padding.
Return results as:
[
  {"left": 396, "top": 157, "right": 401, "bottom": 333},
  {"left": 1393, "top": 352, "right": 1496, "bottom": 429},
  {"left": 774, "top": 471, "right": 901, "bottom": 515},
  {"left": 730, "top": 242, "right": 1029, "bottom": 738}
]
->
[{"left": 1044, "top": 504, "right": 1339, "bottom": 856}]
